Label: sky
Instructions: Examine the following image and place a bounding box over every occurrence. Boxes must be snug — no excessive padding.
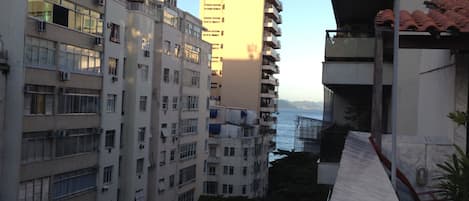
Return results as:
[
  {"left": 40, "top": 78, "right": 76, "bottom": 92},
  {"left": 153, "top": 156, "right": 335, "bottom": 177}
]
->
[{"left": 179, "top": 0, "right": 336, "bottom": 102}]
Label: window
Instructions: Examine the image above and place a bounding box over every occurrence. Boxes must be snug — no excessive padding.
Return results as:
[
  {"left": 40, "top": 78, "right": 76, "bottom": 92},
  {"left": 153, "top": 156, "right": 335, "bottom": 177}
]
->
[
  {"left": 138, "top": 127, "right": 145, "bottom": 142},
  {"left": 244, "top": 148, "right": 248, "bottom": 159},
  {"left": 172, "top": 97, "right": 178, "bottom": 110},
  {"left": 184, "top": 44, "right": 200, "bottom": 64},
  {"left": 179, "top": 142, "right": 197, "bottom": 160},
  {"left": 160, "top": 151, "right": 166, "bottom": 166},
  {"left": 105, "top": 130, "right": 115, "bottom": 148},
  {"left": 174, "top": 70, "right": 180, "bottom": 84},
  {"left": 27, "top": 0, "right": 103, "bottom": 35},
  {"left": 21, "top": 132, "right": 53, "bottom": 163},
  {"left": 58, "top": 88, "right": 100, "bottom": 114},
  {"left": 224, "top": 147, "right": 229, "bottom": 156},
  {"left": 18, "top": 177, "right": 50, "bottom": 201},
  {"left": 230, "top": 147, "right": 235, "bottom": 156},
  {"left": 163, "top": 9, "right": 178, "bottom": 28},
  {"left": 52, "top": 168, "right": 96, "bottom": 200},
  {"left": 106, "top": 94, "right": 117, "bottom": 113},
  {"left": 174, "top": 44, "right": 181, "bottom": 57},
  {"left": 108, "top": 57, "right": 118, "bottom": 75},
  {"left": 180, "top": 119, "right": 198, "bottom": 134},
  {"left": 58, "top": 44, "right": 101, "bottom": 74},
  {"left": 228, "top": 184, "right": 233, "bottom": 194},
  {"left": 185, "top": 22, "right": 202, "bottom": 39},
  {"left": 138, "top": 64, "right": 149, "bottom": 81},
  {"left": 163, "top": 40, "right": 171, "bottom": 55},
  {"left": 178, "top": 189, "right": 194, "bottom": 201},
  {"left": 229, "top": 166, "right": 234, "bottom": 175},
  {"left": 243, "top": 166, "right": 247, "bottom": 176},
  {"left": 204, "top": 182, "right": 218, "bottom": 194},
  {"left": 135, "top": 189, "right": 144, "bottom": 201},
  {"left": 222, "top": 184, "right": 227, "bottom": 194},
  {"left": 55, "top": 128, "right": 99, "bottom": 157},
  {"left": 223, "top": 166, "right": 228, "bottom": 175},
  {"left": 181, "top": 96, "right": 199, "bottom": 111},
  {"left": 169, "top": 175, "right": 175, "bottom": 187},
  {"left": 171, "top": 123, "right": 177, "bottom": 135},
  {"left": 170, "top": 149, "right": 175, "bottom": 161},
  {"left": 110, "top": 23, "right": 120, "bottom": 43},
  {"left": 24, "top": 85, "right": 54, "bottom": 115},
  {"left": 103, "top": 166, "right": 113, "bottom": 184},
  {"left": 179, "top": 165, "right": 196, "bottom": 185},
  {"left": 162, "top": 96, "right": 169, "bottom": 110},
  {"left": 24, "top": 36, "right": 56, "bottom": 68},
  {"left": 208, "top": 166, "right": 216, "bottom": 176},
  {"left": 136, "top": 158, "right": 144, "bottom": 175},
  {"left": 139, "top": 96, "right": 147, "bottom": 111},
  {"left": 163, "top": 68, "right": 170, "bottom": 83},
  {"left": 183, "top": 69, "right": 200, "bottom": 87}
]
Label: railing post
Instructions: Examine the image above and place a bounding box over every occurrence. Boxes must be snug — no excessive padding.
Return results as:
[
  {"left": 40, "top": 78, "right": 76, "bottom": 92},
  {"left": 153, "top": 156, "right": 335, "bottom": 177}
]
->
[{"left": 372, "top": 28, "right": 383, "bottom": 151}]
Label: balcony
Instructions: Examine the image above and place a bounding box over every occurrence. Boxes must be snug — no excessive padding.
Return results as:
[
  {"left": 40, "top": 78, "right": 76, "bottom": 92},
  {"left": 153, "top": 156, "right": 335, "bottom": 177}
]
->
[
  {"left": 265, "top": 4, "right": 281, "bottom": 23},
  {"left": 322, "top": 61, "right": 393, "bottom": 85},
  {"left": 261, "top": 75, "right": 279, "bottom": 86},
  {"left": 325, "top": 30, "right": 375, "bottom": 61},
  {"left": 260, "top": 103, "right": 277, "bottom": 113},
  {"left": 260, "top": 116, "right": 277, "bottom": 126},
  {"left": 260, "top": 89, "right": 278, "bottom": 99},
  {"left": 263, "top": 47, "right": 280, "bottom": 61},
  {"left": 267, "top": 0, "right": 282, "bottom": 11},
  {"left": 262, "top": 64, "right": 279, "bottom": 74},
  {"left": 264, "top": 33, "right": 281, "bottom": 49},
  {"left": 264, "top": 19, "right": 281, "bottom": 36}
]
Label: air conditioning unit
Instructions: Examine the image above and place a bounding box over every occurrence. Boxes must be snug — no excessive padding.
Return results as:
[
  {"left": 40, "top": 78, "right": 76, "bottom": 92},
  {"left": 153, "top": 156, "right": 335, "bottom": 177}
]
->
[
  {"left": 101, "top": 185, "right": 109, "bottom": 192},
  {"left": 144, "top": 50, "right": 150, "bottom": 57},
  {"left": 37, "top": 20, "right": 46, "bottom": 32},
  {"left": 59, "top": 71, "right": 71, "bottom": 81},
  {"left": 112, "top": 76, "right": 118, "bottom": 82},
  {"left": 97, "top": 0, "right": 105, "bottom": 6}
]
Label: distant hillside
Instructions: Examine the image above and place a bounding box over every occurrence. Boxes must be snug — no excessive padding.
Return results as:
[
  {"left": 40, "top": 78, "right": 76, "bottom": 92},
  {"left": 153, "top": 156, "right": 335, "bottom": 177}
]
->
[{"left": 278, "top": 99, "right": 323, "bottom": 111}]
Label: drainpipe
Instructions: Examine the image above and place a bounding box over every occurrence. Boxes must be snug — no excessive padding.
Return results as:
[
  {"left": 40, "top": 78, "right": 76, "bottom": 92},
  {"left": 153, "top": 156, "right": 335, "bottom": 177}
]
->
[{"left": 391, "top": 0, "right": 400, "bottom": 190}]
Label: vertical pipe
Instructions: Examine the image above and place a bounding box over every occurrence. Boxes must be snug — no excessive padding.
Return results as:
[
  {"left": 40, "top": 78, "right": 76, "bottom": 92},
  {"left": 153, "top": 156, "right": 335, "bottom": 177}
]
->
[
  {"left": 391, "top": 0, "right": 400, "bottom": 189},
  {"left": 372, "top": 29, "right": 383, "bottom": 151}
]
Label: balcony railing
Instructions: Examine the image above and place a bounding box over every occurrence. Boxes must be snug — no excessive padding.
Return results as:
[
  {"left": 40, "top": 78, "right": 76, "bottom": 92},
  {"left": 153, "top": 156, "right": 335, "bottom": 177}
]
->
[
  {"left": 325, "top": 30, "right": 375, "bottom": 60},
  {"left": 264, "top": 33, "right": 281, "bottom": 49},
  {"left": 265, "top": 4, "right": 280, "bottom": 23},
  {"left": 262, "top": 64, "right": 279, "bottom": 74},
  {"left": 264, "top": 19, "right": 281, "bottom": 36},
  {"left": 261, "top": 76, "right": 279, "bottom": 86},
  {"left": 263, "top": 47, "right": 280, "bottom": 61}
]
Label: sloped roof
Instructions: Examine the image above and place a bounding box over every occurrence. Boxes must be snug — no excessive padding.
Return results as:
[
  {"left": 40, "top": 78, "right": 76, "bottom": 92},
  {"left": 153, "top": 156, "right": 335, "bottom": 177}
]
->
[{"left": 375, "top": 0, "right": 469, "bottom": 32}]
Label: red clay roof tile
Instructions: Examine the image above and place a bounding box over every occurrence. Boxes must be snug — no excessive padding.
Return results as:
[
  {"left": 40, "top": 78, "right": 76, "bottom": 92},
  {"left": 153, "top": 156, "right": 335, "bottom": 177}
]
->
[{"left": 375, "top": 0, "right": 469, "bottom": 33}]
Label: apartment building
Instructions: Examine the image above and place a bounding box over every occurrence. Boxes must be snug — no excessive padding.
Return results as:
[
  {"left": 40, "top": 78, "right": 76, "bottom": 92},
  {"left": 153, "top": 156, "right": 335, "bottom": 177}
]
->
[
  {"left": 321, "top": 0, "right": 469, "bottom": 192},
  {"left": 204, "top": 106, "right": 268, "bottom": 198},
  {"left": 200, "top": 0, "right": 281, "bottom": 138},
  {"left": 147, "top": 3, "right": 211, "bottom": 201}
]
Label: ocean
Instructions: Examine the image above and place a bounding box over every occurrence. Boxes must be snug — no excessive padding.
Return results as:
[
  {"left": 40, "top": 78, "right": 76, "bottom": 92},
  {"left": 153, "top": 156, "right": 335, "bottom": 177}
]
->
[{"left": 270, "top": 108, "right": 322, "bottom": 161}]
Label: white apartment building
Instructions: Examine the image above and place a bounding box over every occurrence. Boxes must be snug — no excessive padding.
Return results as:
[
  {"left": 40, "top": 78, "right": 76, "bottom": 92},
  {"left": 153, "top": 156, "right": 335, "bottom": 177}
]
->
[
  {"left": 0, "top": 0, "right": 210, "bottom": 201},
  {"left": 204, "top": 106, "right": 269, "bottom": 198},
  {"left": 148, "top": 3, "right": 212, "bottom": 201}
]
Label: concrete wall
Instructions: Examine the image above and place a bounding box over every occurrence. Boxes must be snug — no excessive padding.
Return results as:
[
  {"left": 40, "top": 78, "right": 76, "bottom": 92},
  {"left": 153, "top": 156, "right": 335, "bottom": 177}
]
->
[
  {"left": 0, "top": 0, "right": 26, "bottom": 199},
  {"left": 121, "top": 9, "right": 154, "bottom": 201},
  {"left": 97, "top": 1, "right": 127, "bottom": 201},
  {"left": 323, "top": 62, "right": 393, "bottom": 85}
]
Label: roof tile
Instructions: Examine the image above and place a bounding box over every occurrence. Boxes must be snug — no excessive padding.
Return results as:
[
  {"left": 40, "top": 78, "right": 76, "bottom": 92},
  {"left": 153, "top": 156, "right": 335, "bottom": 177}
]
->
[{"left": 375, "top": 0, "right": 469, "bottom": 33}]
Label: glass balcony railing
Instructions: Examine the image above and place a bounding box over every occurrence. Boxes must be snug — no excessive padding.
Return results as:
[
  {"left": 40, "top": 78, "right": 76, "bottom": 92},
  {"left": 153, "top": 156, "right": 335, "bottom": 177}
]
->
[{"left": 325, "top": 30, "right": 375, "bottom": 60}]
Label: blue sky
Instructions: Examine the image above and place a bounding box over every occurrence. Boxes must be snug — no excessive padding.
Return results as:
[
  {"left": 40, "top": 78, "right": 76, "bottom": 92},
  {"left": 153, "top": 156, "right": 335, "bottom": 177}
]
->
[{"left": 179, "top": 1, "right": 336, "bottom": 102}]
